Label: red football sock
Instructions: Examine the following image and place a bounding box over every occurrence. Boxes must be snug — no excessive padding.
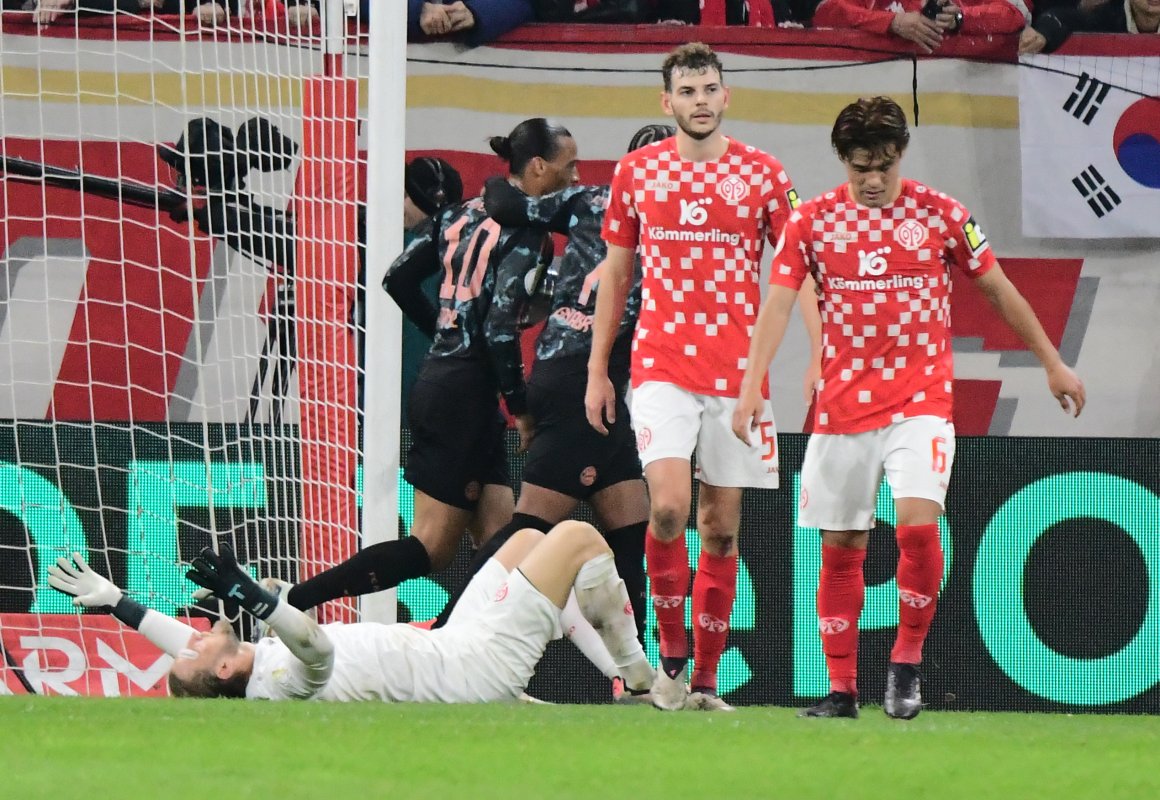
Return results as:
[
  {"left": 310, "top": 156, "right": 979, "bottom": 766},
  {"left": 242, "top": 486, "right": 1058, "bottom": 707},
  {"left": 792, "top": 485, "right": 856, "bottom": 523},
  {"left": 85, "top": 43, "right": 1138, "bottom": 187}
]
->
[
  {"left": 892, "top": 523, "right": 943, "bottom": 664},
  {"left": 817, "top": 544, "right": 866, "bottom": 696},
  {"left": 645, "top": 530, "right": 689, "bottom": 660},
  {"left": 691, "top": 551, "right": 738, "bottom": 693}
]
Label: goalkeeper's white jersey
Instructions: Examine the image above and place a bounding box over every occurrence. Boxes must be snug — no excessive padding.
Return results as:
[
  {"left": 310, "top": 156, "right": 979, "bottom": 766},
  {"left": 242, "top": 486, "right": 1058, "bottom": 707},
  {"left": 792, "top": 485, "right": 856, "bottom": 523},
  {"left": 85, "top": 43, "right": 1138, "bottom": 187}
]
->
[{"left": 245, "top": 569, "right": 560, "bottom": 703}]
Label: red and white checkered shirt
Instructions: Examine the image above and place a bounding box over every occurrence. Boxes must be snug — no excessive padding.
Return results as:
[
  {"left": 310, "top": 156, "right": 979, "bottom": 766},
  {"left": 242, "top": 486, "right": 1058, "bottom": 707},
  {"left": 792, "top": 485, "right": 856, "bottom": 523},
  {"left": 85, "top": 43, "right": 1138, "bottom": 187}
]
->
[
  {"left": 770, "top": 179, "right": 997, "bottom": 434},
  {"left": 602, "top": 137, "right": 798, "bottom": 397}
]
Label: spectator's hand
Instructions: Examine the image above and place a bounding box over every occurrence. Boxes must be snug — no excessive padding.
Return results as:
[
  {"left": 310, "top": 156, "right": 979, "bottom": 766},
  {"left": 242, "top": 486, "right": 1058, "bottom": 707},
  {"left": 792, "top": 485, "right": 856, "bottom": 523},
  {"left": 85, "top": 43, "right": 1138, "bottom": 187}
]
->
[
  {"left": 445, "top": 1, "right": 475, "bottom": 31},
  {"left": 47, "top": 553, "right": 124, "bottom": 609},
  {"left": 935, "top": 2, "right": 962, "bottom": 32},
  {"left": 287, "top": 3, "right": 319, "bottom": 31},
  {"left": 584, "top": 372, "right": 616, "bottom": 436},
  {"left": 195, "top": 1, "right": 227, "bottom": 26},
  {"left": 778, "top": 20, "right": 805, "bottom": 28},
  {"left": 1018, "top": 26, "right": 1047, "bottom": 54},
  {"left": 1046, "top": 363, "right": 1085, "bottom": 417},
  {"left": 420, "top": 1, "right": 453, "bottom": 35},
  {"left": 890, "top": 11, "right": 943, "bottom": 53},
  {"left": 33, "top": 0, "right": 74, "bottom": 26},
  {"left": 656, "top": 18, "right": 689, "bottom": 24},
  {"left": 514, "top": 413, "right": 535, "bottom": 453}
]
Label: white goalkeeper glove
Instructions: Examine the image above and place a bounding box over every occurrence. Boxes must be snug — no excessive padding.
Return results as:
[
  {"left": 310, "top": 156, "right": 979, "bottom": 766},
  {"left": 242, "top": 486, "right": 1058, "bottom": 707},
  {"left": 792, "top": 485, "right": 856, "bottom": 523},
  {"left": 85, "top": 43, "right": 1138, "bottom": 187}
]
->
[{"left": 47, "top": 552, "right": 124, "bottom": 609}]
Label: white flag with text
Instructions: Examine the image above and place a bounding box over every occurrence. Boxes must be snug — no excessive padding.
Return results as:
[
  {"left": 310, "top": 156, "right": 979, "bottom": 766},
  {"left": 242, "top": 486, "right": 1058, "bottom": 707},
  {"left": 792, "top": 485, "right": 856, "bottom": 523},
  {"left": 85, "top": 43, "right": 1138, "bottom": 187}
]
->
[{"left": 1020, "top": 55, "right": 1160, "bottom": 239}]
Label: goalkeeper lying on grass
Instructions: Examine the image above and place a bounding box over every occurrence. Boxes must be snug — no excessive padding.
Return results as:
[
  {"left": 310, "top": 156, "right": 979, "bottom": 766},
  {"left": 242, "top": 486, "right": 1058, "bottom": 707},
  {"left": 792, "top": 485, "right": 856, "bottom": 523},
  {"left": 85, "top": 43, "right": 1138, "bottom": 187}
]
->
[{"left": 47, "top": 521, "right": 654, "bottom": 703}]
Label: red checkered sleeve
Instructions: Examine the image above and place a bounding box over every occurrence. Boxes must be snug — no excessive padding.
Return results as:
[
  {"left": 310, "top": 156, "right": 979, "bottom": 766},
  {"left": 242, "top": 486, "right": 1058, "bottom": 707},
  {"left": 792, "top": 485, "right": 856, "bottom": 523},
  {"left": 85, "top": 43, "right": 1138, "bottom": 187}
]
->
[
  {"left": 601, "top": 158, "right": 640, "bottom": 250},
  {"left": 760, "top": 154, "right": 799, "bottom": 248},
  {"left": 940, "top": 198, "right": 998, "bottom": 279},
  {"left": 768, "top": 208, "right": 810, "bottom": 292}
]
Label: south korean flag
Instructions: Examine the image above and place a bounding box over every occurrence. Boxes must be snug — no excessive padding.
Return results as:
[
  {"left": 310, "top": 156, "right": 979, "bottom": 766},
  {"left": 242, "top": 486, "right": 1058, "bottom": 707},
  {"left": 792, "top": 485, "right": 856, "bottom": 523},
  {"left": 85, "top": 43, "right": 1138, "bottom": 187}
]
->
[{"left": 1019, "top": 55, "right": 1160, "bottom": 239}]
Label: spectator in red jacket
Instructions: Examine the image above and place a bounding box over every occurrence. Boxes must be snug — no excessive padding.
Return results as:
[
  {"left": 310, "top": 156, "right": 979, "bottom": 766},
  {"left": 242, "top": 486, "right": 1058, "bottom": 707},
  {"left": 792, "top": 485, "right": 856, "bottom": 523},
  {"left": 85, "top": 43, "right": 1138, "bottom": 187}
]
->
[
  {"left": 813, "top": 0, "right": 1030, "bottom": 51},
  {"left": 650, "top": 0, "right": 781, "bottom": 24}
]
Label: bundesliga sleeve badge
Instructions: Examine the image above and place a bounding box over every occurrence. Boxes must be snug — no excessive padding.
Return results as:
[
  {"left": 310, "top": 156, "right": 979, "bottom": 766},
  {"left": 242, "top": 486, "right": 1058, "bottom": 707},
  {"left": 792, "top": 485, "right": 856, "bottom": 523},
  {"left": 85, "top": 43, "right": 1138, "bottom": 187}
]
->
[{"left": 963, "top": 216, "right": 988, "bottom": 253}]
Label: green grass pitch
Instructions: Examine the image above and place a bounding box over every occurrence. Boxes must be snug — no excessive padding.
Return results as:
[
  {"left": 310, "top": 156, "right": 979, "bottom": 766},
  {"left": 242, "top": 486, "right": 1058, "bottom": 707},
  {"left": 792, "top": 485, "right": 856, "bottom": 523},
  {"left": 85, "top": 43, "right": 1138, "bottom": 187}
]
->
[{"left": 1, "top": 698, "right": 1156, "bottom": 800}]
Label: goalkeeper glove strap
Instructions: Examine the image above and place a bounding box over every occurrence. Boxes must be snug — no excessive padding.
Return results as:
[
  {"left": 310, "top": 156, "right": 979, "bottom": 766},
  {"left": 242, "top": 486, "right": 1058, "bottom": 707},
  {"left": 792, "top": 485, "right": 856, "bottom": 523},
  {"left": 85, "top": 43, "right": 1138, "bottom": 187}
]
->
[{"left": 112, "top": 595, "right": 148, "bottom": 629}]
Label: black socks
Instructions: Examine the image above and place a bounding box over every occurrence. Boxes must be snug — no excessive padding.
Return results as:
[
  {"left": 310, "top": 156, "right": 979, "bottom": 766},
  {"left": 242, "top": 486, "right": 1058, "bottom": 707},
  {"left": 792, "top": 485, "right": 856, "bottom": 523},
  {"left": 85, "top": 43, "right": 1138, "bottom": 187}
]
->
[{"left": 286, "top": 536, "right": 433, "bottom": 611}]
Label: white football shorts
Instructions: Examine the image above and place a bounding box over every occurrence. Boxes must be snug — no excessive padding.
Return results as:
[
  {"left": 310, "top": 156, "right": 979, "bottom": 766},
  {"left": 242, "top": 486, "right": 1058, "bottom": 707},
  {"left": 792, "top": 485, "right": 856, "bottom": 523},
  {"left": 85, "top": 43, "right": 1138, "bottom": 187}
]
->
[
  {"left": 630, "top": 380, "right": 779, "bottom": 489},
  {"left": 439, "top": 561, "right": 563, "bottom": 702},
  {"left": 798, "top": 415, "right": 955, "bottom": 531}
]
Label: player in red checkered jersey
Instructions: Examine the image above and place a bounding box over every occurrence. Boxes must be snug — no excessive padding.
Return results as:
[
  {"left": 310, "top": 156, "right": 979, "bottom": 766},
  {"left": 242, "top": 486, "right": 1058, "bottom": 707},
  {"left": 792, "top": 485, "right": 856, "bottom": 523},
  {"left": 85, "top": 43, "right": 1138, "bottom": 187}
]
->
[
  {"left": 733, "top": 97, "right": 1085, "bottom": 720},
  {"left": 586, "top": 42, "right": 811, "bottom": 712}
]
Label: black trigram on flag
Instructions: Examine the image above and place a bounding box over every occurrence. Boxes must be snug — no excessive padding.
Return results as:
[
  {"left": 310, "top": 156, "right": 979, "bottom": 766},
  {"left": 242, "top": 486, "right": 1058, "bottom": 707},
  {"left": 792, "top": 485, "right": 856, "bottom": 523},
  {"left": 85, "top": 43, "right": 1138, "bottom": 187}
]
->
[
  {"left": 1072, "top": 165, "right": 1122, "bottom": 218},
  {"left": 1063, "top": 73, "right": 1111, "bottom": 125}
]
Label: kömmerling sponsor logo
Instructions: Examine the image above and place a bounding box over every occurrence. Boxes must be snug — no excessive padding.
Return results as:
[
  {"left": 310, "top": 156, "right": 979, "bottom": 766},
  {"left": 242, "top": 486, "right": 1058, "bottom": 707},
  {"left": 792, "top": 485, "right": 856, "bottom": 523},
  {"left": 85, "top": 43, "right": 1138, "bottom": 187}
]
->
[
  {"left": 649, "top": 227, "right": 741, "bottom": 246},
  {"left": 829, "top": 275, "right": 926, "bottom": 291}
]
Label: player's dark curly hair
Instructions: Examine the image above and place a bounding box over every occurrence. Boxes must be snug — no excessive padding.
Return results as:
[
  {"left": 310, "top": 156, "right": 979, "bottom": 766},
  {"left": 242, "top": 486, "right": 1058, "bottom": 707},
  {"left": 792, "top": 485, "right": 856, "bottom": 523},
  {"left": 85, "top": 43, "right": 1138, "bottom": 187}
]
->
[
  {"left": 831, "top": 97, "right": 911, "bottom": 162},
  {"left": 661, "top": 42, "right": 724, "bottom": 93},
  {"left": 488, "top": 118, "right": 573, "bottom": 177}
]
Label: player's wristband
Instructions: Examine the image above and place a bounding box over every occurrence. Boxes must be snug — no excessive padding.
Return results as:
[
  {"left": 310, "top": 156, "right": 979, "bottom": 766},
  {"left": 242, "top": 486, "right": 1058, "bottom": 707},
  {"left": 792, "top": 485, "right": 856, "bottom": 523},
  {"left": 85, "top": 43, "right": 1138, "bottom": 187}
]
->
[{"left": 111, "top": 595, "right": 148, "bottom": 629}]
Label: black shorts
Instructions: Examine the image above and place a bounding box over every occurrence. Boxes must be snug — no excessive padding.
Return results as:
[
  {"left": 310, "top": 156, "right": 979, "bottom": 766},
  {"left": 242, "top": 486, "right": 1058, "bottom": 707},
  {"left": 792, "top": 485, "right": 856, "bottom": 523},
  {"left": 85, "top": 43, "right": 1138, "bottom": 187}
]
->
[
  {"left": 522, "top": 367, "right": 642, "bottom": 500},
  {"left": 405, "top": 359, "right": 511, "bottom": 511}
]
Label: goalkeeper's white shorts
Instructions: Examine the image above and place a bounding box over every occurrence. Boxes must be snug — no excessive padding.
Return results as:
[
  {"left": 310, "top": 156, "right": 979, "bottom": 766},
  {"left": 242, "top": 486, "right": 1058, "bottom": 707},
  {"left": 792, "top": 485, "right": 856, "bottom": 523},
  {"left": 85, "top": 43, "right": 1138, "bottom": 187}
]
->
[{"left": 437, "top": 560, "right": 562, "bottom": 702}]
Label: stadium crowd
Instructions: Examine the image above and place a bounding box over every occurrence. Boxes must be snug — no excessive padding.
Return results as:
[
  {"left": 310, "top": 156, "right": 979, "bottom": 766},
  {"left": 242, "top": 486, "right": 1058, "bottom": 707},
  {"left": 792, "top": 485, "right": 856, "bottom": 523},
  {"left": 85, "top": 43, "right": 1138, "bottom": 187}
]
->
[{"left": 3, "top": 0, "right": 1154, "bottom": 52}]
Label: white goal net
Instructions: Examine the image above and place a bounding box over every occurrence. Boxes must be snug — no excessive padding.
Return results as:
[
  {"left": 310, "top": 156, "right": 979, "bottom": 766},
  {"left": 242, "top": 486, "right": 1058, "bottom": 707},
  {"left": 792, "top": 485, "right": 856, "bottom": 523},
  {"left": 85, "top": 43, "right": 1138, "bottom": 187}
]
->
[{"left": 0, "top": 4, "right": 393, "bottom": 695}]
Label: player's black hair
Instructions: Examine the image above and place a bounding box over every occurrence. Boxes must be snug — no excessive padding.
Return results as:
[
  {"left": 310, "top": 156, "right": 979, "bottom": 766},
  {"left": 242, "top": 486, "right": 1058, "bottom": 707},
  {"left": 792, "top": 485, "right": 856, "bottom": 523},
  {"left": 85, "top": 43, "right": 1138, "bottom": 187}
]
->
[
  {"left": 404, "top": 157, "right": 464, "bottom": 216},
  {"left": 627, "top": 124, "right": 676, "bottom": 153},
  {"left": 488, "top": 118, "right": 573, "bottom": 177},
  {"left": 661, "top": 42, "right": 724, "bottom": 93},
  {"left": 831, "top": 97, "right": 911, "bottom": 162}
]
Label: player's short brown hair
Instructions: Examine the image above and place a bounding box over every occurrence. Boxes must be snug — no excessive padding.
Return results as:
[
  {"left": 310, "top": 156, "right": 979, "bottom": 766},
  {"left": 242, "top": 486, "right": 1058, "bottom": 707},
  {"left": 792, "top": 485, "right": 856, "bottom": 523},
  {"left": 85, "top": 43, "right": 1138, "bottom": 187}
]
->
[
  {"left": 831, "top": 97, "right": 911, "bottom": 162},
  {"left": 168, "top": 665, "right": 249, "bottom": 699},
  {"left": 661, "top": 42, "right": 724, "bottom": 93}
]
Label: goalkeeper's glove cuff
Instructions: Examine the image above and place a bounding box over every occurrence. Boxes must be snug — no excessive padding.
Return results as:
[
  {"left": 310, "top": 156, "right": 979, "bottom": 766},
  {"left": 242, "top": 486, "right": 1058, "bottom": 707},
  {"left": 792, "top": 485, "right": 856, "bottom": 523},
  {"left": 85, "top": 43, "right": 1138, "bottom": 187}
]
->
[
  {"left": 237, "top": 580, "right": 280, "bottom": 621},
  {"left": 111, "top": 595, "right": 148, "bottom": 629}
]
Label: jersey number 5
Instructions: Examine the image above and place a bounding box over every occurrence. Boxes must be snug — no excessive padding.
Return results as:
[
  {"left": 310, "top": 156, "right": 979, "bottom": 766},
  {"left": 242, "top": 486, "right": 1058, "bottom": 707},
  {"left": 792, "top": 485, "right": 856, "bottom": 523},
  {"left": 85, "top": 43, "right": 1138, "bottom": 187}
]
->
[{"left": 759, "top": 420, "right": 777, "bottom": 462}]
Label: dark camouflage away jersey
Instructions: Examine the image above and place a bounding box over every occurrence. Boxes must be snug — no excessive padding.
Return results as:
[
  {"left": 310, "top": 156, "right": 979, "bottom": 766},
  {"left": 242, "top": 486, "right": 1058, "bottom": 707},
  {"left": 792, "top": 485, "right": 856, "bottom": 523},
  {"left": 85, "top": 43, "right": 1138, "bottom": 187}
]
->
[{"left": 383, "top": 197, "right": 549, "bottom": 413}]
